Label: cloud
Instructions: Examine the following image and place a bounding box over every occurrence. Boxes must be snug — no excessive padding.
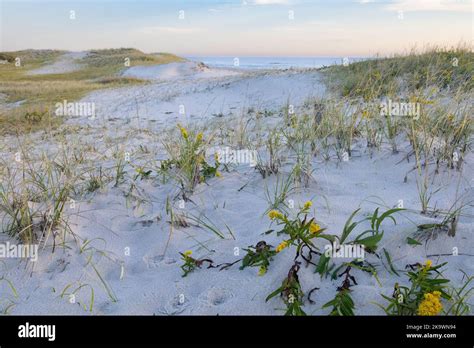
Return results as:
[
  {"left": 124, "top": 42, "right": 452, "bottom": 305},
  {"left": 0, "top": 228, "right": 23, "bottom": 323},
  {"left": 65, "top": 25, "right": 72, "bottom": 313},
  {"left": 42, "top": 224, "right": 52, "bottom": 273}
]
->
[
  {"left": 271, "top": 20, "right": 347, "bottom": 33},
  {"left": 136, "top": 26, "right": 206, "bottom": 35},
  {"left": 385, "top": 0, "right": 472, "bottom": 13},
  {"left": 246, "top": 0, "right": 293, "bottom": 5}
]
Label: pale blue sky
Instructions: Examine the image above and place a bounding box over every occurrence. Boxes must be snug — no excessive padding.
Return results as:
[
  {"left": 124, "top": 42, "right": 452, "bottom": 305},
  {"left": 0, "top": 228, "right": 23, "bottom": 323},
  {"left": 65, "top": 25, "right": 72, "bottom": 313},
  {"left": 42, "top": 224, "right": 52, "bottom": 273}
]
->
[{"left": 0, "top": 0, "right": 472, "bottom": 56}]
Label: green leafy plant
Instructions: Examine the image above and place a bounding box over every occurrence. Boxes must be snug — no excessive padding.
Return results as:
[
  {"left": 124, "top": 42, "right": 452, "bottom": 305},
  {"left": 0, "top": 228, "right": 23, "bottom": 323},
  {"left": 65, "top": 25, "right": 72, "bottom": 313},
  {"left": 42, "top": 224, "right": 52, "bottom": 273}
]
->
[
  {"left": 378, "top": 260, "right": 451, "bottom": 315},
  {"left": 336, "top": 207, "right": 403, "bottom": 253},
  {"left": 316, "top": 207, "right": 403, "bottom": 278},
  {"left": 322, "top": 266, "right": 356, "bottom": 316},
  {"left": 179, "top": 250, "right": 215, "bottom": 277},
  {"left": 266, "top": 261, "right": 306, "bottom": 316},
  {"left": 266, "top": 201, "right": 329, "bottom": 258},
  {"left": 354, "top": 207, "right": 404, "bottom": 253},
  {"left": 239, "top": 241, "right": 276, "bottom": 276},
  {"left": 323, "top": 289, "right": 355, "bottom": 316}
]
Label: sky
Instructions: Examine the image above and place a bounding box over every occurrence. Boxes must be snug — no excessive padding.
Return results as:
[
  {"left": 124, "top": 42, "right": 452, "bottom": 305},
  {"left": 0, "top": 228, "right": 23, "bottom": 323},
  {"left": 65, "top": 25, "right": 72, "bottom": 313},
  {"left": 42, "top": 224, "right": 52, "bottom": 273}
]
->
[{"left": 0, "top": 0, "right": 472, "bottom": 57}]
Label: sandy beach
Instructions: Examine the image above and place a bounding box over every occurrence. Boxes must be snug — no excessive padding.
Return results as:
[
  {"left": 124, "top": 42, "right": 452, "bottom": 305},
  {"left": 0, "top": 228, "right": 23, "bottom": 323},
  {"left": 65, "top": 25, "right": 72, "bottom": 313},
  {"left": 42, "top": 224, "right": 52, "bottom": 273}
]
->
[{"left": 0, "top": 51, "right": 472, "bottom": 316}]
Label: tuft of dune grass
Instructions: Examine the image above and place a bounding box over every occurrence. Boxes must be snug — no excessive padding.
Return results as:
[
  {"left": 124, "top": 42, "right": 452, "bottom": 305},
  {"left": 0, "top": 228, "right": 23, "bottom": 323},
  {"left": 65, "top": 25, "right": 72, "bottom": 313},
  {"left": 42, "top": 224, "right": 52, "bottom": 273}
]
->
[{"left": 323, "top": 44, "right": 474, "bottom": 100}]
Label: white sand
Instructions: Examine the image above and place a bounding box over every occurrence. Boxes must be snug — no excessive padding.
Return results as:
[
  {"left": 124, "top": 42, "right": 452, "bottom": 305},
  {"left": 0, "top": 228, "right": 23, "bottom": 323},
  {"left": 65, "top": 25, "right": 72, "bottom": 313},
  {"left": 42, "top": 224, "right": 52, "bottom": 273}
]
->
[
  {"left": 76, "top": 63, "right": 324, "bottom": 128},
  {"left": 121, "top": 61, "right": 240, "bottom": 81},
  {"left": 0, "top": 59, "right": 472, "bottom": 315},
  {"left": 27, "top": 52, "right": 87, "bottom": 75}
]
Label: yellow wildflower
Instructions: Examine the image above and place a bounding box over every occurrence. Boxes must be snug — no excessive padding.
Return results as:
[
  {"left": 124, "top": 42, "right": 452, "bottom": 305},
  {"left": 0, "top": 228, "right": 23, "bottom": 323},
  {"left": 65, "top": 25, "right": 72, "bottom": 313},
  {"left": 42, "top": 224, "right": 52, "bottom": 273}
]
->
[
  {"left": 215, "top": 171, "right": 222, "bottom": 178},
  {"left": 424, "top": 260, "right": 433, "bottom": 270},
  {"left": 268, "top": 210, "right": 284, "bottom": 220},
  {"left": 417, "top": 291, "right": 443, "bottom": 316},
  {"left": 303, "top": 201, "right": 312, "bottom": 210},
  {"left": 258, "top": 266, "right": 267, "bottom": 276},
  {"left": 184, "top": 250, "right": 192, "bottom": 257},
  {"left": 177, "top": 124, "right": 188, "bottom": 139},
  {"left": 309, "top": 222, "right": 322, "bottom": 234},
  {"left": 275, "top": 241, "right": 288, "bottom": 253},
  {"left": 196, "top": 132, "right": 203, "bottom": 142}
]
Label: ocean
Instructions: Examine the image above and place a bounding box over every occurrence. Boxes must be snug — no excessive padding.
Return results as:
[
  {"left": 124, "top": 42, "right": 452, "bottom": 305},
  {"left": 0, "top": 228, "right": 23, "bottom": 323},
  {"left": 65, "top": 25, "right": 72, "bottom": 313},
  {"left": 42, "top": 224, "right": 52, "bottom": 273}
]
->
[{"left": 186, "top": 56, "right": 366, "bottom": 70}]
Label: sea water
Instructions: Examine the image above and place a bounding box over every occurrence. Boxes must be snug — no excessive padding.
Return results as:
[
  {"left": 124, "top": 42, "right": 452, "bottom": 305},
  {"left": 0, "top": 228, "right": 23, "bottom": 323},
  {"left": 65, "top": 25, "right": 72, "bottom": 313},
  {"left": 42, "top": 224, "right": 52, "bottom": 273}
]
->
[{"left": 186, "top": 56, "right": 366, "bottom": 70}]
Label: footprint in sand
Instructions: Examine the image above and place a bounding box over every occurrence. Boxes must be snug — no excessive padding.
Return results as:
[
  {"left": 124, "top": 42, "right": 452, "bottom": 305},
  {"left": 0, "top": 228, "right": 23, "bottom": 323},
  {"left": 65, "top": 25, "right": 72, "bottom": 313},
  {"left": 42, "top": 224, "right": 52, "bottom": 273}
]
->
[
  {"left": 158, "top": 294, "right": 190, "bottom": 315},
  {"left": 46, "top": 258, "right": 70, "bottom": 280},
  {"left": 198, "top": 287, "right": 234, "bottom": 306},
  {"left": 142, "top": 254, "right": 177, "bottom": 269}
]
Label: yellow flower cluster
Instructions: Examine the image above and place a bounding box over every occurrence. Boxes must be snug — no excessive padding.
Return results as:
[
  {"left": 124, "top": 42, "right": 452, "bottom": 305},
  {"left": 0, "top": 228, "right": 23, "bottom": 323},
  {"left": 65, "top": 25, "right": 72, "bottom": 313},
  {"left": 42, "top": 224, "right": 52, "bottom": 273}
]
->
[
  {"left": 275, "top": 240, "right": 288, "bottom": 253},
  {"left": 309, "top": 222, "right": 322, "bottom": 234},
  {"left": 268, "top": 210, "right": 284, "bottom": 220},
  {"left": 303, "top": 201, "right": 312, "bottom": 210},
  {"left": 184, "top": 250, "right": 192, "bottom": 257},
  {"left": 177, "top": 124, "right": 188, "bottom": 139},
  {"left": 196, "top": 132, "right": 203, "bottom": 142},
  {"left": 258, "top": 266, "right": 267, "bottom": 276},
  {"left": 417, "top": 291, "right": 443, "bottom": 316},
  {"left": 424, "top": 260, "right": 433, "bottom": 270}
]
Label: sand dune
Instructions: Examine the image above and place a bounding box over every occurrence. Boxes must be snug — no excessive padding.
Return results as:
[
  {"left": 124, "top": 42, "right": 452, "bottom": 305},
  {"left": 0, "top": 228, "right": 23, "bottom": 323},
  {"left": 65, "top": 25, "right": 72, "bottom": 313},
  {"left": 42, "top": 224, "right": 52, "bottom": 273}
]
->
[
  {"left": 27, "top": 52, "right": 87, "bottom": 75},
  {"left": 0, "top": 57, "right": 472, "bottom": 316}
]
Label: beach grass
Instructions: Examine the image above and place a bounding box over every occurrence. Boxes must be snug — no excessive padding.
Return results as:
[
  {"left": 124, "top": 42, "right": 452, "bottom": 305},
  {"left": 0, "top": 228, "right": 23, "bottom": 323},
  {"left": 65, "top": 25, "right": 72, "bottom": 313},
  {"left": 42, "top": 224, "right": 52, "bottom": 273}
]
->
[{"left": 323, "top": 45, "right": 474, "bottom": 99}]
